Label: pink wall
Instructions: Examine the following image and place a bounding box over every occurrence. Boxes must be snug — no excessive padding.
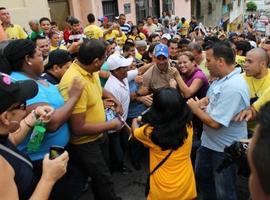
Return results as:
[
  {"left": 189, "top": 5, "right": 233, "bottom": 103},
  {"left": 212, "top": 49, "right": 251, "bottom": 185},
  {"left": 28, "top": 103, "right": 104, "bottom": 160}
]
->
[
  {"left": 117, "top": 0, "right": 136, "bottom": 23},
  {"left": 69, "top": 0, "right": 103, "bottom": 26},
  {"left": 174, "top": 0, "right": 191, "bottom": 20},
  {"left": 69, "top": 0, "right": 191, "bottom": 26}
]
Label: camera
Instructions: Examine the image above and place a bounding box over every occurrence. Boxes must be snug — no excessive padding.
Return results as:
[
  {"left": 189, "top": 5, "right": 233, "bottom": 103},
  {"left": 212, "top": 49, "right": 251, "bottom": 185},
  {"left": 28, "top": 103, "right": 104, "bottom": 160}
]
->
[{"left": 216, "top": 141, "right": 250, "bottom": 177}]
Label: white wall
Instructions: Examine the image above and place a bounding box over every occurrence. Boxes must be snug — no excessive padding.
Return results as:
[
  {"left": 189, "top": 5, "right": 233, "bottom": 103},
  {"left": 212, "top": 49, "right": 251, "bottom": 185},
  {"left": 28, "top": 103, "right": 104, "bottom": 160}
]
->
[{"left": 229, "top": 0, "right": 245, "bottom": 23}]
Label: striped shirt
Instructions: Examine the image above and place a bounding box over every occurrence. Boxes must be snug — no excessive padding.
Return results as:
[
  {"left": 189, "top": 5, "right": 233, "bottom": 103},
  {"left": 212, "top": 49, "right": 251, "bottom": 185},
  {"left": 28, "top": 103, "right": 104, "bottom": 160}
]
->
[{"left": 120, "top": 23, "right": 131, "bottom": 34}]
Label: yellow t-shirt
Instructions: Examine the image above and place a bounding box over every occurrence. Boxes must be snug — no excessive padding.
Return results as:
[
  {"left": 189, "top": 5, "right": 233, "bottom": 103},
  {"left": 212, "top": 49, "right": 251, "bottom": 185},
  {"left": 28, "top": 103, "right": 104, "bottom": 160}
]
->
[
  {"left": 5, "top": 24, "right": 27, "bottom": 39},
  {"left": 84, "top": 24, "right": 103, "bottom": 39},
  {"left": 58, "top": 61, "right": 104, "bottom": 144},
  {"left": 50, "top": 45, "right": 67, "bottom": 52},
  {"left": 243, "top": 69, "right": 270, "bottom": 131},
  {"left": 134, "top": 124, "right": 197, "bottom": 200},
  {"left": 128, "top": 33, "right": 146, "bottom": 41},
  {"left": 180, "top": 21, "right": 189, "bottom": 37},
  {"left": 253, "top": 86, "right": 270, "bottom": 111},
  {"left": 115, "top": 33, "right": 127, "bottom": 47},
  {"left": 243, "top": 69, "right": 270, "bottom": 99},
  {"left": 104, "top": 29, "right": 119, "bottom": 41}
]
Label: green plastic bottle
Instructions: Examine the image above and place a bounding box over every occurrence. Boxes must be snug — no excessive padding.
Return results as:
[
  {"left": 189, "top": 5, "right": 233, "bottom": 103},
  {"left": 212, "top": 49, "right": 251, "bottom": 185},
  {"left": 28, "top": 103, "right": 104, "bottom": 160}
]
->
[{"left": 27, "top": 120, "right": 46, "bottom": 152}]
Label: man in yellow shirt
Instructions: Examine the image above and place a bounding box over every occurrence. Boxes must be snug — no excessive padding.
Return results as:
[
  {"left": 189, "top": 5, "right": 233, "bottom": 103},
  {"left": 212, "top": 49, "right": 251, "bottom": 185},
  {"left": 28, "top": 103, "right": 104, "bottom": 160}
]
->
[
  {"left": 243, "top": 48, "right": 270, "bottom": 103},
  {"left": 235, "top": 48, "right": 270, "bottom": 122},
  {"left": 103, "top": 22, "right": 123, "bottom": 42},
  {"left": 179, "top": 17, "right": 189, "bottom": 38},
  {"left": 0, "top": 7, "right": 27, "bottom": 39},
  {"left": 59, "top": 38, "right": 123, "bottom": 200},
  {"left": 84, "top": 13, "right": 103, "bottom": 40}
]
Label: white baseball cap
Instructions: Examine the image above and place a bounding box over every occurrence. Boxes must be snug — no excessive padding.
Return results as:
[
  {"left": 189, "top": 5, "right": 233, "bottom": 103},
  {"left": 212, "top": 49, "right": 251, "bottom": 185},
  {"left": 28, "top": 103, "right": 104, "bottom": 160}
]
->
[
  {"left": 107, "top": 54, "right": 133, "bottom": 71},
  {"left": 161, "top": 33, "right": 171, "bottom": 40}
]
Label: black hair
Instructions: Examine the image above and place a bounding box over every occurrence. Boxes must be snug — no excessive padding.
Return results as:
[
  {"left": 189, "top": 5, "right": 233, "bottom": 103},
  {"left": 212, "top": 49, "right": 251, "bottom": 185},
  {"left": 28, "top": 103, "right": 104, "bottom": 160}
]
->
[
  {"left": 65, "top": 16, "right": 76, "bottom": 24},
  {"left": 70, "top": 18, "right": 80, "bottom": 26},
  {"left": 238, "top": 33, "right": 246, "bottom": 39},
  {"left": 87, "top": 13, "right": 95, "bottom": 23},
  {"left": 181, "top": 17, "right": 186, "bottom": 23},
  {"left": 205, "top": 36, "right": 220, "bottom": 43},
  {"left": 169, "top": 38, "right": 179, "bottom": 47},
  {"left": 77, "top": 38, "right": 106, "bottom": 65},
  {"left": 209, "top": 41, "right": 235, "bottom": 65},
  {"left": 123, "top": 41, "right": 135, "bottom": 52},
  {"left": 39, "top": 17, "right": 51, "bottom": 25},
  {"left": 246, "top": 32, "right": 256, "bottom": 42},
  {"left": 148, "top": 33, "right": 159, "bottom": 43},
  {"left": 50, "top": 21, "right": 57, "bottom": 26},
  {"left": 142, "top": 43, "right": 158, "bottom": 63},
  {"left": 253, "top": 102, "right": 270, "bottom": 195},
  {"left": 131, "top": 25, "right": 138, "bottom": 33},
  {"left": 138, "top": 20, "right": 144, "bottom": 25},
  {"left": 35, "top": 35, "right": 47, "bottom": 42},
  {"left": 47, "top": 30, "right": 58, "bottom": 39},
  {"left": 142, "top": 88, "right": 192, "bottom": 150},
  {"left": 1, "top": 39, "right": 36, "bottom": 74},
  {"left": 0, "top": 7, "right": 6, "bottom": 10},
  {"left": 179, "top": 38, "right": 190, "bottom": 45},
  {"left": 203, "top": 40, "right": 214, "bottom": 51},
  {"left": 235, "top": 40, "right": 251, "bottom": 56}
]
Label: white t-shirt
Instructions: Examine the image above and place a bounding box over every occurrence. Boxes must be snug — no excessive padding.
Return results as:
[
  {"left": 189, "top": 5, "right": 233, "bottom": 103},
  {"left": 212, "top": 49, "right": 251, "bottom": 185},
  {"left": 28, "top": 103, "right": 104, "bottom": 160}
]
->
[{"left": 104, "top": 69, "right": 138, "bottom": 120}]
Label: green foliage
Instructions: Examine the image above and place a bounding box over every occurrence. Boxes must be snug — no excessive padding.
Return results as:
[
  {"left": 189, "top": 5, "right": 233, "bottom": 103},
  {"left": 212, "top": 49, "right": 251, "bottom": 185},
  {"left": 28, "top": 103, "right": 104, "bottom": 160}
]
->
[{"left": 246, "top": 1, "right": 257, "bottom": 12}]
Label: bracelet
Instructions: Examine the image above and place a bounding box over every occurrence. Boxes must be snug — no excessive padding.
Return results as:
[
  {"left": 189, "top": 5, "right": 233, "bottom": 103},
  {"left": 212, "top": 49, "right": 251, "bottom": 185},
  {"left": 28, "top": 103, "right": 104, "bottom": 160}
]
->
[{"left": 24, "top": 119, "right": 33, "bottom": 129}]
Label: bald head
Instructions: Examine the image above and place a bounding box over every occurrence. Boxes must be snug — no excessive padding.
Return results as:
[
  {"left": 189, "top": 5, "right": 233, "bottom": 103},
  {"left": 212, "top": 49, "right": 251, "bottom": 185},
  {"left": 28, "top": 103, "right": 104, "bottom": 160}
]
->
[
  {"left": 244, "top": 48, "right": 269, "bottom": 78},
  {"left": 248, "top": 48, "right": 269, "bottom": 66}
]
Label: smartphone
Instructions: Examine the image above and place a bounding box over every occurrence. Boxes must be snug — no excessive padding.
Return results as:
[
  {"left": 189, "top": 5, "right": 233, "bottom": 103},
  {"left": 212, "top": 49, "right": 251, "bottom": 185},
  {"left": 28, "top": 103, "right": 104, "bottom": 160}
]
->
[{"left": 49, "top": 145, "right": 65, "bottom": 159}]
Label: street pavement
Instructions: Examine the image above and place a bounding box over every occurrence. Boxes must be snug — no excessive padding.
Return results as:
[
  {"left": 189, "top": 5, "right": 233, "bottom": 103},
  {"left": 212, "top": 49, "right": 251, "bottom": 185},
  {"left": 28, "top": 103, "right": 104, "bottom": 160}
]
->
[
  {"left": 80, "top": 155, "right": 148, "bottom": 200},
  {"left": 79, "top": 152, "right": 250, "bottom": 200}
]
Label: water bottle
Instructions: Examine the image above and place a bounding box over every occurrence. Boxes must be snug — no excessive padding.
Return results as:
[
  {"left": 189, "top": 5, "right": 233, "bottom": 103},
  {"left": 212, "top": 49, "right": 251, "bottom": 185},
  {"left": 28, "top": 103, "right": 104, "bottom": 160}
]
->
[{"left": 27, "top": 120, "right": 46, "bottom": 152}]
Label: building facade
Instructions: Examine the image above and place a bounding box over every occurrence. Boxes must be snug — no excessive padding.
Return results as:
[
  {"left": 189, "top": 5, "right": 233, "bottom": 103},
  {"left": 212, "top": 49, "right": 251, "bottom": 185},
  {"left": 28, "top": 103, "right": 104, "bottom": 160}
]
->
[
  {"left": 2, "top": 0, "right": 191, "bottom": 32},
  {"left": 228, "top": 0, "right": 245, "bottom": 32},
  {"left": 191, "top": 0, "right": 245, "bottom": 31}
]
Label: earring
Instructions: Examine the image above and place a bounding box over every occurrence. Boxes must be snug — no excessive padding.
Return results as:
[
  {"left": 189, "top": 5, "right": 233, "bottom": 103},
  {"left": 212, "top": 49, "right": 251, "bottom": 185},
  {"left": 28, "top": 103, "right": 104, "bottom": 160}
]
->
[
  {"left": 8, "top": 121, "right": 21, "bottom": 134},
  {"left": 28, "top": 62, "right": 32, "bottom": 66}
]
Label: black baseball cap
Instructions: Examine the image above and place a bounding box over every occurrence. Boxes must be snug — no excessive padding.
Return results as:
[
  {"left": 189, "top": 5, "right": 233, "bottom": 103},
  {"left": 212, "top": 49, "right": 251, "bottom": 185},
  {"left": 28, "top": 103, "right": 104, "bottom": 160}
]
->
[
  {"left": 0, "top": 73, "right": 38, "bottom": 113},
  {"left": 44, "top": 49, "right": 72, "bottom": 70}
]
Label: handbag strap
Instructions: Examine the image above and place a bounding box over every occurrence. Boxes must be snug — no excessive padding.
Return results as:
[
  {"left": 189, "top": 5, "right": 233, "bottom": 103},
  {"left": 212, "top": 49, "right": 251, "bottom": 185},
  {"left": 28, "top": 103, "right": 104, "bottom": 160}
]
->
[
  {"left": 0, "top": 144, "right": 33, "bottom": 168},
  {"left": 150, "top": 149, "right": 173, "bottom": 175}
]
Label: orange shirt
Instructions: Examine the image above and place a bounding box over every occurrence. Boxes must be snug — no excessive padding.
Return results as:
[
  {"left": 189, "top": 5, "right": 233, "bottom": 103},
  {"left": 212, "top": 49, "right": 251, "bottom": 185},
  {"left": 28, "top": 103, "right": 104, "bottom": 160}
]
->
[{"left": 134, "top": 124, "right": 197, "bottom": 200}]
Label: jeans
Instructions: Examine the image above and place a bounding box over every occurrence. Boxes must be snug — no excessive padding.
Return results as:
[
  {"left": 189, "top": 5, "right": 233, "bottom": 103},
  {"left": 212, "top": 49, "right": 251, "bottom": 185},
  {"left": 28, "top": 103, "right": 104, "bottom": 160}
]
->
[
  {"left": 195, "top": 146, "right": 237, "bottom": 200},
  {"left": 108, "top": 128, "right": 129, "bottom": 170},
  {"left": 126, "top": 118, "right": 146, "bottom": 165}
]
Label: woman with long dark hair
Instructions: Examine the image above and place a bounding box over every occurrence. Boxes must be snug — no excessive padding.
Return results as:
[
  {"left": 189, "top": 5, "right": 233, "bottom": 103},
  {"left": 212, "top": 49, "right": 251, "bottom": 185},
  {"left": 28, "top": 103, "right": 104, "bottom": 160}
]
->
[{"left": 132, "top": 88, "right": 197, "bottom": 200}]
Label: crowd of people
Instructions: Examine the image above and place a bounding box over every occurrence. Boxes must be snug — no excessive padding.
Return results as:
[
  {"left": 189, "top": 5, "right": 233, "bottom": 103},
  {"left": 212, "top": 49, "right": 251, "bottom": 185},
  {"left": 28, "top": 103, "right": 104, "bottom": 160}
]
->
[{"left": 0, "top": 6, "right": 270, "bottom": 200}]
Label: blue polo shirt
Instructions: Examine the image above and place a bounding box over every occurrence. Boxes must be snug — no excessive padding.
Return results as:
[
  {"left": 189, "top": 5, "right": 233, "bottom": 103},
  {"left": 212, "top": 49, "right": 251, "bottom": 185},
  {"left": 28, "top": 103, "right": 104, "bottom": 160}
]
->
[
  {"left": 201, "top": 68, "right": 250, "bottom": 152},
  {"left": 11, "top": 72, "right": 69, "bottom": 161}
]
